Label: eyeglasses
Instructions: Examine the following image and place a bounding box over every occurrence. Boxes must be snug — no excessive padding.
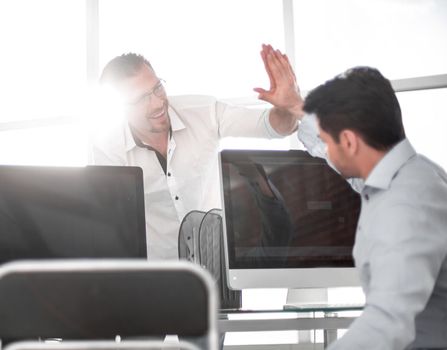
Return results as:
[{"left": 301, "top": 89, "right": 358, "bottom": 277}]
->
[{"left": 127, "top": 79, "right": 166, "bottom": 107}]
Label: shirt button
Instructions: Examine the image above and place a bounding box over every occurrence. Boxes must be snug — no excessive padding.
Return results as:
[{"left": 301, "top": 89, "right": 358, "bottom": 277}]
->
[
  {"left": 167, "top": 172, "right": 171, "bottom": 177},
  {"left": 175, "top": 196, "right": 179, "bottom": 200},
  {"left": 364, "top": 194, "right": 369, "bottom": 201}
]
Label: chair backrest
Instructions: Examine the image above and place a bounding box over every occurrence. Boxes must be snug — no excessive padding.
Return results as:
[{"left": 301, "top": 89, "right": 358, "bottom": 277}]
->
[
  {"left": 4, "top": 340, "right": 200, "bottom": 350},
  {"left": 178, "top": 209, "right": 241, "bottom": 310},
  {"left": 0, "top": 260, "right": 218, "bottom": 350}
]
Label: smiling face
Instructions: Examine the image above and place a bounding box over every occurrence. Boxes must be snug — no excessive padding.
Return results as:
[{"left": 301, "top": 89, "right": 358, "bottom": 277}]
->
[{"left": 116, "top": 64, "right": 170, "bottom": 134}]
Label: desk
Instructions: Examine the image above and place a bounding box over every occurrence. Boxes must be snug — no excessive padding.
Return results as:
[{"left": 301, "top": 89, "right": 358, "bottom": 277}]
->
[{"left": 219, "top": 306, "right": 363, "bottom": 349}]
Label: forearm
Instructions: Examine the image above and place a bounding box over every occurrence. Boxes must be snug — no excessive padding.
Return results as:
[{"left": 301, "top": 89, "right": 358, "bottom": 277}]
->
[{"left": 268, "top": 105, "right": 303, "bottom": 136}]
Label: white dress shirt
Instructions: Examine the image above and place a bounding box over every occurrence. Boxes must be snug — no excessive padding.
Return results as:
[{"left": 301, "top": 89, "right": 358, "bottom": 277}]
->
[
  {"left": 298, "top": 115, "right": 447, "bottom": 349},
  {"left": 91, "top": 95, "right": 280, "bottom": 260}
]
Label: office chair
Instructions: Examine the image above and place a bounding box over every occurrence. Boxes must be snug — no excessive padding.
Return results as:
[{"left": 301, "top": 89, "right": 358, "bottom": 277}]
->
[
  {"left": 4, "top": 340, "right": 200, "bottom": 350},
  {"left": 0, "top": 260, "right": 218, "bottom": 350},
  {"left": 178, "top": 209, "right": 241, "bottom": 310}
]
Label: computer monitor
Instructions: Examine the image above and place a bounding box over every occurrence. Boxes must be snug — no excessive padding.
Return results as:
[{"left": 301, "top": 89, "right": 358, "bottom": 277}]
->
[
  {"left": 219, "top": 149, "right": 361, "bottom": 290},
  {"left": 0, "top": 165, "right": 146, "bottom": 264}
]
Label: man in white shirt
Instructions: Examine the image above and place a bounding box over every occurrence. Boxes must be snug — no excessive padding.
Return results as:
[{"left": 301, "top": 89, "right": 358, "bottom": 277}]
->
[
  {"left": 91, "top": 44, "right": 303, "bottom": 259},
  {"left": 281, "top": 64, "right": 447, "bottom": 349}
]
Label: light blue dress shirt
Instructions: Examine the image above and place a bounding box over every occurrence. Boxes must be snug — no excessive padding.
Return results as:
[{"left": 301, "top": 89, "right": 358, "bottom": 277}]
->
[{"left": 298, "top": 114, "right": 447, "bottom": 350}]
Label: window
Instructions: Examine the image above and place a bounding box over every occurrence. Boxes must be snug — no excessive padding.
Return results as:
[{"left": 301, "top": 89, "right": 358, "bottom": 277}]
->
[
  {"left": 0, "top": 0, "right": 88, "bottom": 165},
  {"left": 293, "top": 0, "right": 447, "bottom": 90},
  {"left": 397, "top": 88, "right": 447, "bottom": 169},
  {"left": 0, "top": 123, "right": 88, "bottom": 166},
  {"left": 98, "top": 0, "right": 284, "bottom": 99},
  {"left": 292, "top": 0, "right": 447, "bottom": 167},
  {"left": 0, "top": 0, "right": 86, "bottom": 123}
]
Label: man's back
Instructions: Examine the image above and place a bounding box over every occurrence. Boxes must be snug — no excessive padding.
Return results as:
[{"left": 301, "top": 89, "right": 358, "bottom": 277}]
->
[
  {"left": 401, "top": 155, "right": 447, "bottom": 348},
  {"left": 351, "top": 142, "right": 447, "bottom": 350}
]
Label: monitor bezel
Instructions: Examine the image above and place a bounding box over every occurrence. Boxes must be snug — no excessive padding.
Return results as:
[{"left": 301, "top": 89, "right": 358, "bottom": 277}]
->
[
  {"left": 0, "top": 165, "right": 147, "bottom": 261},
  {"left": 219, "top": 149, "right": 361, "bottom": 290}
]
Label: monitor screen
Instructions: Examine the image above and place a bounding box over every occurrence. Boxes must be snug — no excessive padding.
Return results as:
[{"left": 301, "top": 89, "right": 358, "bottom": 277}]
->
[
  {"left": 219, "top": 150, "right": 361, "bottom": 289},
  {"left": 0, "top": 165, "right": 146, "bottom": 264}
]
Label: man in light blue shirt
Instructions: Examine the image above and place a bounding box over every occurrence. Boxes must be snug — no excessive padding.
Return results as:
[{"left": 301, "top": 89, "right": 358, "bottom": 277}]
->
[
  {"left": 294, "top": 67, "right": 447, "bottom": 350},
  {"left": 260, "top": 48, "right": 447, "bottom": 349}
]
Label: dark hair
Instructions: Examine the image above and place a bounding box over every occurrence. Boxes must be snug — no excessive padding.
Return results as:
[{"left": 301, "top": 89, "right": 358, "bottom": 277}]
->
[
  {"left": 99, "top": 53, "right": 153, "bottom": 85},
  {"left": 303, "top": 66, "right": 405, "bottom": 151}
]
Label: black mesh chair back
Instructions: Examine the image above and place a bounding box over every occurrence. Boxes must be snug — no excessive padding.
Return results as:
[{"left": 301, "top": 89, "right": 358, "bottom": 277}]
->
[{"left": 178, "top": 209, "right": 241, "bottom": 310}]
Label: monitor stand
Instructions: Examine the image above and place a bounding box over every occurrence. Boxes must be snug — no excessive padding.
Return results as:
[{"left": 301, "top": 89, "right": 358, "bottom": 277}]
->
[
  {"left": 285, "top": 288, "right": 329, "bottom": 344},
  {"left": 285, "top": 288, "right": 328, "bottom": 308}
]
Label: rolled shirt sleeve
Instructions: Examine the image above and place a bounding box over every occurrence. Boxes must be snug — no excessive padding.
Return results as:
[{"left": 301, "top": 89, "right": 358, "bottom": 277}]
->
[
  {"left": 297, "top": 113, "right": 327, "bottom": 158},
  {"left": 297, "top": 113, "right": 364, "bottom": 192},
  {"left": 215, "top": 100, "right": 283, "bottom": 139}
]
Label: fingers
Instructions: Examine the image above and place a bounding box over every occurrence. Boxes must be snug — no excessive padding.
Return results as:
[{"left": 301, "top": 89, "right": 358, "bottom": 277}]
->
[
  {"left": 282, "top": 54, "right": 297, "bottom": 81},
  {"left": 268, "top": 49, "right": 285, "bottom": 81},
  {"left": 253, "top": 87, "right": 267, "bottom": 94},
  {"left": 256, "top": 44, "right": 298, "bottom": 105},
  {"left": 260, "top": 44, "right": 276, "bottom": 90},
  {"left": 265, "top": 45, "right": 293, "bottom": 85},
  {"left": 281, "top": 53, "right": 301, "bottom": 93},
  {"left": 273, "top": 49, "right": 295, "bottom": 83},
  {"left": 255, "top": 44, "right": 277, "bottom": 103},
  {"left": 267, "top": 45, "right": 301, "bottom": 93},
  {"left": 253, "top": 87, "right": 272, "bottom": 103}
]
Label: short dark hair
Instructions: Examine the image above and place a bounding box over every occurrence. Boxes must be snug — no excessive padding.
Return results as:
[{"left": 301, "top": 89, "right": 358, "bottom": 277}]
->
[
  {"left": 303, "top": 66, "right": 405, "bottom": 151},
  {"left": 99, "top": 53, "right": 153, "bottom": 85}
]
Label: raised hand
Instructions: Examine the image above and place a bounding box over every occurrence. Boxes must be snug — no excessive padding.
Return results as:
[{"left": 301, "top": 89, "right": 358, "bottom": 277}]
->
[{"left": 254, "top": 44, "right": 303, "bottom": 115}]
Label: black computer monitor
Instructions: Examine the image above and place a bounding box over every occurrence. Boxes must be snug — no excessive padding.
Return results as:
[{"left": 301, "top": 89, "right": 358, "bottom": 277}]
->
[
  {"left": 0, "top": 165, "right": 146, "bottom": 264},
  {"left": 219, "top": 149, "right": 361, "bottom": 289}
]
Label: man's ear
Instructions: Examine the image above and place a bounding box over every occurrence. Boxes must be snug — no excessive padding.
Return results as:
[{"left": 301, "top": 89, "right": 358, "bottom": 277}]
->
[{"left": 339, "top": 129, "right": 359, "bottom": 156}]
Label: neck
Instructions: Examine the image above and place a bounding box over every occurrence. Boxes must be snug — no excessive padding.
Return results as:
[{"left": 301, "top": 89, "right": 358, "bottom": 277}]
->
[
  {"left": 134, "top": 128, "right": 169, "bottom": 158},
  {"left": 359, "top": 149, "right": 387, "bottom": 180}
]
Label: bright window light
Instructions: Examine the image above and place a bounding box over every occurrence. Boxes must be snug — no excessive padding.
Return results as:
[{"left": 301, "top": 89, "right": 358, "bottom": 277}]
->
[
  {"left": 293, "top": 0, "right": 447, "bottom": 90},
  {"left": 0, "top": 123, "right": 88, "bottom": 166},
  {"left": 0, "top": 0, "right": 86, "bottom": 123},
  {"left": 98, "top": 0, "right": 284, "bottom": 99},
  {"left": 397, "top": 88, "right": 447, "bottom": 170}
]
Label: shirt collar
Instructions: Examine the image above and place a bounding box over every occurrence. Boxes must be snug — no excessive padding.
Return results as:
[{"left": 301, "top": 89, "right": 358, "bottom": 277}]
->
[
  {"left": 364, "top": 138, "right": 416, "bottom": 190},
  {"left": 123, "top": 100, "right": 186, "bottom": 153},
  {"left": 124, "top": 123, "right": 136, "bottom": 152},
  {"left": 168, "top": 103, "right": 186, "bottom": 132}
]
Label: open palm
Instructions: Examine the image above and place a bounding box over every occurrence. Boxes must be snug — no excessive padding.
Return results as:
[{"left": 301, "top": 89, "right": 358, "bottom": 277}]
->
[{"left": 254, "top": 44, "right": 303, "bottom": 112}]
